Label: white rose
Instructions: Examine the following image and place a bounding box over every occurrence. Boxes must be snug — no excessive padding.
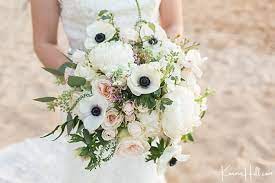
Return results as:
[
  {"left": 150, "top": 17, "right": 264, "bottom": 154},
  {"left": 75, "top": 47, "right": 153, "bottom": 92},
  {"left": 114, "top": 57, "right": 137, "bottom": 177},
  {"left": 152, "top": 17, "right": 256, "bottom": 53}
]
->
[
  {"left": 74, "top": 63, "right": 97, "bottom": 81},
  {"left": 127, "top": 121, "right": 143, "bottom": 137},
  {"left": 116, "top": 139, "right": 148, "bottom": 157},
  {"left": 88, "top": 41, "right": 135, "bottom": 75},
  {"left": 127, "top": 63, "right": 161, "bottom": 96},
  {"left": 161, "top": 86, "right": 199, "bottom": 140},
  {"left": 85, "top": 21, "right": 116, "bottom": 49},
  {"left": 77, "top": 95, "right": 109, "bottom": 133},
  {"left": 72, "top": 50, "right": 86, "bottom": 64},
  {"left": 137, "top": 111, "right": 161, "bottom": 137},
  {"left": 102, "top": 129, "right": 117, "bottom": 141},
  {"left": 120, "top": 28, "right": 139, "bottom": 42},
  {"left": 102, "top": 108, "right": 124, "bottom": 129}
]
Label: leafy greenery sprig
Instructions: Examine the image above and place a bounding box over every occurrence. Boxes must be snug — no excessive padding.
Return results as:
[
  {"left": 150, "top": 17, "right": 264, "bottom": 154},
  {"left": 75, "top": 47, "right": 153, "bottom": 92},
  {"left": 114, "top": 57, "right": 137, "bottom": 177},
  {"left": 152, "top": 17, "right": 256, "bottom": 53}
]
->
[
  {"left": 146, "top": 138, "right": 169, "bottom": 163},
  {"left": 70, "top": 129, "right": 117, "bottom": 170}
]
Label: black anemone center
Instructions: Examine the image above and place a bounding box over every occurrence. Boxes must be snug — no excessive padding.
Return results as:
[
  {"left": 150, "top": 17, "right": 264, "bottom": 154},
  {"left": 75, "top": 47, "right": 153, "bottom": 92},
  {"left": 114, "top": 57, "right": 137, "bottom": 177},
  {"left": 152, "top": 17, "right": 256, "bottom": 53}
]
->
[
  {"left": 169, "top": 157, "right": 178, "bottom": 167},
  {"left": 148, "top": 37, "right": 158, "bottom": 45},
  {"left": 91, "top": 106, "right": 102, "bottom": 116},
  {"left": 95, "top": 33, "right": 106, "bottom": 43},
  {"left": 139, "top": 76, "right": 151, "bottom": 88}
]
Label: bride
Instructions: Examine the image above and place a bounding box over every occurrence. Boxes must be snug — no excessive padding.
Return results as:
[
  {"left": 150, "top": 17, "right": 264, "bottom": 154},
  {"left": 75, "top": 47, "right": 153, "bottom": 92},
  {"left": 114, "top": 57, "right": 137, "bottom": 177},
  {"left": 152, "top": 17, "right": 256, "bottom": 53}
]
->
[{"left": 0, "top": 0, "right": 183, "bottom": 183}]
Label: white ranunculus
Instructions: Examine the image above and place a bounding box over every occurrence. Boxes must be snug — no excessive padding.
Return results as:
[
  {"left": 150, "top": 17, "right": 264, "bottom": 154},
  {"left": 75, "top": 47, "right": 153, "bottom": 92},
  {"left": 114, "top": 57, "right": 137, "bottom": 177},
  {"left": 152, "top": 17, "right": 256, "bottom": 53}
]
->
[
  {"left": 84, "top": 21, "right": 116, "bottom": 49},
  {"left": 72, "top": 50, "right": 86, "bottom": 64},
  {"left": 120, "top": 28, "right": 139, "bottom": 42},
  {"left": 77, "top": 95, "right": 109, "bottom": 133},
  {"left": 127, "top": 63, "right": 161, "bottom": 96},
  {"left": 74, "top": 63, "right": 97, "bottom": 81},
  {"left": 161, "top": 86, "right": 199, "bottom": 140},
  {"left": 127, "top": 121, "right": 143, "bottom": 137},
  {"left": 157, "top": 145, "right": 190, "bottom": 174},
  {"left": 88, "top": 41, "right": 135, "bottom": 75},
  {"left": 180, "top": 49, "right": 207, "bottom": 78},
  {"left": 137, "top": 111, "right": 161, "bottom": 137}
]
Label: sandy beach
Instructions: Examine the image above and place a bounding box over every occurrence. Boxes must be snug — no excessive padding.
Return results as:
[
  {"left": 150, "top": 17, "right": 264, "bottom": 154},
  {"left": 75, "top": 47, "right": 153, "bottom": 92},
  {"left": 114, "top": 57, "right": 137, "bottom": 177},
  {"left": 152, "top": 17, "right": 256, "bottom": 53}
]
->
[{"left": 0, "top": 0, "right": 274, "bottom": 182}]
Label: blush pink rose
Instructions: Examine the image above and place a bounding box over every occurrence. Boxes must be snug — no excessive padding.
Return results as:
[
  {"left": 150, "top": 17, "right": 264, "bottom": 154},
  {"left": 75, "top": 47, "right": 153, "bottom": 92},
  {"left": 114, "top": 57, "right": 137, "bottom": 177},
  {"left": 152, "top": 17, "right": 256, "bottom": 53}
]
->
[
  {"left": 122, "top": 101, "right": 135, "bottom": 115},
  {"left": 102, "top": 109, "right": 124, "bottom": 129},
  {"left": 116, "top": 139, "right": 146, "bottom": 156}
]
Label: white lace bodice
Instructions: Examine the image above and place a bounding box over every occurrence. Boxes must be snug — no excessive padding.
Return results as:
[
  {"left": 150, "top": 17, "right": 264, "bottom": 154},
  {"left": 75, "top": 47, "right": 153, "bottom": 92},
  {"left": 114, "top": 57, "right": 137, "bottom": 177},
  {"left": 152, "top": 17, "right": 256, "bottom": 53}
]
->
[{"left": 59, "top": 0, "right": 161, "bottom": 50}]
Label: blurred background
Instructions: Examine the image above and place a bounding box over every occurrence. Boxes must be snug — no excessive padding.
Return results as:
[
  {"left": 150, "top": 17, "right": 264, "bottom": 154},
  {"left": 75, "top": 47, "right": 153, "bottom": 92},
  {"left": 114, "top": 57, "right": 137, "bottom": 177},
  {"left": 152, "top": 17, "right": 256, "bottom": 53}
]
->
[{"left": 0, "top": 0, "right": 274, "bottom": 182}]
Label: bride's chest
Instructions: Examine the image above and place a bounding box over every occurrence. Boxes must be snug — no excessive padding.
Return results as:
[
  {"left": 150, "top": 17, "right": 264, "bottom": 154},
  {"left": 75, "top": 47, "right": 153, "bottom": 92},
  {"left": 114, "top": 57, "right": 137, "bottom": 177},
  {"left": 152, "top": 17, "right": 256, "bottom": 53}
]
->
[{"left": 60, "top": 0, "right": 161, "bottom": 21}]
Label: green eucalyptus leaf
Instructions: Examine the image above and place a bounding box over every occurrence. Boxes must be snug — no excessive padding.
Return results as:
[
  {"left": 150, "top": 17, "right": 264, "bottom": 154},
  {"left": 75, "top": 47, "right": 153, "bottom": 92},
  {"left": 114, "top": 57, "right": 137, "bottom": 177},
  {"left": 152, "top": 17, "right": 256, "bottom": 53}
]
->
[
  {"left": 34, "top": 97, "right": 57, "bottom": 103},
  {"left": 148, "top": 22, "right": 156, "bottom": 32},
  {"left": 67, "top": 76, "right": 86, "bottom": 87}
]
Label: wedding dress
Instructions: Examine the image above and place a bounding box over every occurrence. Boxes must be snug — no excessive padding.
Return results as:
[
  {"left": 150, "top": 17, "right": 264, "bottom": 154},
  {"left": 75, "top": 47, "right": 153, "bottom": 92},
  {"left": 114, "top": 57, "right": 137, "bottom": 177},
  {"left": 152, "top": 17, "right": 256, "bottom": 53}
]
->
[{"left": 0, "top": 0, "right": 166, "bottom": 183}]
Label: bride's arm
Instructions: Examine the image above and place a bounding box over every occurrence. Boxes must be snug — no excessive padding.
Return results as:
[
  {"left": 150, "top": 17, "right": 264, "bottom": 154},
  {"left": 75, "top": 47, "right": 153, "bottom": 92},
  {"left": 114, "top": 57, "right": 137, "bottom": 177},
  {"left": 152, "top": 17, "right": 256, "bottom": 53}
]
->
[
  {"left": 30, "top": 0, "right": 66, "bottom": 69},
  {"left": 160, "top": 0, "right": 184, "bottom": 38}
]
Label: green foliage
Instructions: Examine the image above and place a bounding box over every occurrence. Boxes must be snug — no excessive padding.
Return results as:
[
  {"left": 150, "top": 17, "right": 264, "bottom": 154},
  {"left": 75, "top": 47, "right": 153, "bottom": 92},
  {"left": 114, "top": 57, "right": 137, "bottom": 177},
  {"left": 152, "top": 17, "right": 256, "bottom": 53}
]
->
[
  {"left": 159, "top": 98, "right": 173, "bottom": 112},
  {"left": 146, "top": 138, "right": 169, "bottom": 163},
  {"left": 34, "top": 97, "right": 57, "bottom": 103},
  {"left": 41, "top": 113, "right": 81, "bottom": 140},
  {"left": 69, "top": 129, "right": 117, "bottom": 170},
  {"left": 67, "top": 76, "right": 86, "bottom": 87},
  {"left": 195, "top": 88, "right": 215, "bottom": 104},
  {"left": 181, "top": 133, "right": 194, "bottom": 143},
  {"left": 135, "top": 94, "right": 157, "bottom": 110}
]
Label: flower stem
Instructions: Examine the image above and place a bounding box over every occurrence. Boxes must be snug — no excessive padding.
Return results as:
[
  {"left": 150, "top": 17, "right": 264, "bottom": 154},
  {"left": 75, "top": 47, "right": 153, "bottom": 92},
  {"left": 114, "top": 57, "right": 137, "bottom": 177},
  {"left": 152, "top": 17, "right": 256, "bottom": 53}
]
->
[{"left": 134, "top": 0, "right": 142, "bottom": 19}]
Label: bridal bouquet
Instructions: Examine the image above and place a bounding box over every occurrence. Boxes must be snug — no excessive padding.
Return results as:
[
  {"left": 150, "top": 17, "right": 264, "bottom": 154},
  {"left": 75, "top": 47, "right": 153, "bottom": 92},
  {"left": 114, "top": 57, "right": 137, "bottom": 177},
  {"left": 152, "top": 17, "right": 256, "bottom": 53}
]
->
[{"left": 35, "top": 10, "right": 211, "bottom": 173}]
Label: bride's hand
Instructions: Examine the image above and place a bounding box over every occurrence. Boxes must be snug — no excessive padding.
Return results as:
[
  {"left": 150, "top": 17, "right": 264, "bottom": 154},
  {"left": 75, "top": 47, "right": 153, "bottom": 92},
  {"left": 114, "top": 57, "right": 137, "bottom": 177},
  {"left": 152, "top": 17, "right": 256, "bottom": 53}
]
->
[
  {"left": 160, "top": 0, "right": 184, "bottom": 38},
  {"left": 30, "top": 0, "right": 66, "bottom": 69}
]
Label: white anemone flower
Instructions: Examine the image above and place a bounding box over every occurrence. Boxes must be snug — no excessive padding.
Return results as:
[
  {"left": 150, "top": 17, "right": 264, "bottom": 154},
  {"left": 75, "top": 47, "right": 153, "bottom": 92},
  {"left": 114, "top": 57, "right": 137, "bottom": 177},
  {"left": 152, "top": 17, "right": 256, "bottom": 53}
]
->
[
  {"left": 161, "top": 86, "right": 199, "bottom": 140},
  {"left": 84, "top": 21, "right": 116, "bottom": 49},
  {"left": 127, "top": 64, "right": 161, "bottom": 96},
  {"left": 77, "top": 95, "right": 109, "bottom": 133},
  {"left": 157, "top": 145, "right": 190, "bottom": 174},
  {"left": 140, "top": 23, "right": 167, "bottom": 46},
  {"left": 88, "top": 41, "right": 135, "bottom": 75}
]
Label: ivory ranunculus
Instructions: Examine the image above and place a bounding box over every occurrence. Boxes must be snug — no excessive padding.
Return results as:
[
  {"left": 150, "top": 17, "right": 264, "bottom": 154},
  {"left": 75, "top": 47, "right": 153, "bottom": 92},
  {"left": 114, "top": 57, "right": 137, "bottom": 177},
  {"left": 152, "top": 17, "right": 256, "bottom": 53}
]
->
[
  {"left": 127, "top": 64, "right": 161, "bottom": 96},
  {"left": 137, "top": 111, "right": 161, "bottom": 137},
  {"left": 161, "top": 86, "right": 199, "bottom": 140},
  {"left": 127, "top": 121, "right": 143, "bottom": 137},
  {"left": 88, "top": 41, "right": 135, "bottom": 75}
]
